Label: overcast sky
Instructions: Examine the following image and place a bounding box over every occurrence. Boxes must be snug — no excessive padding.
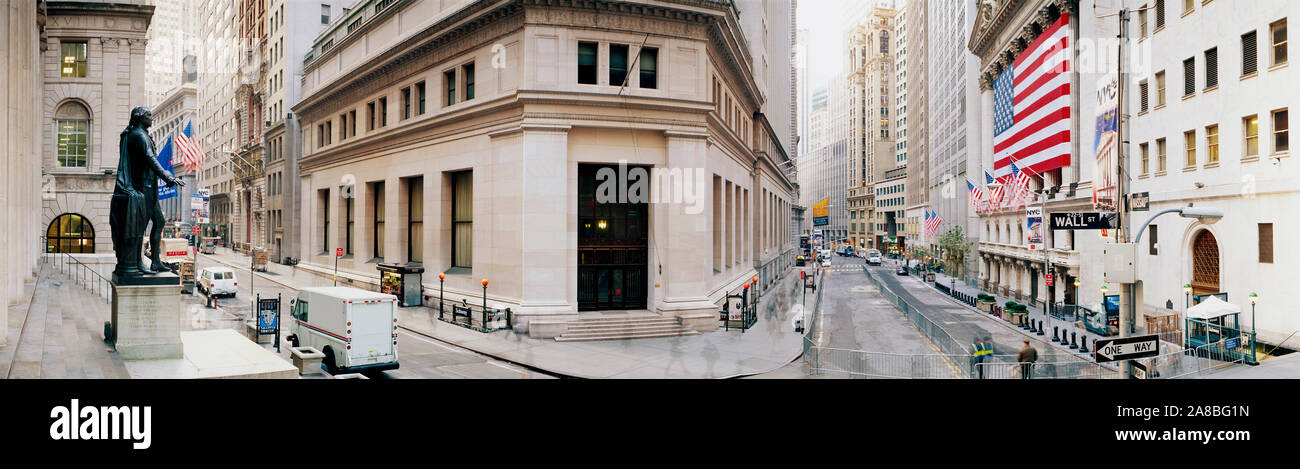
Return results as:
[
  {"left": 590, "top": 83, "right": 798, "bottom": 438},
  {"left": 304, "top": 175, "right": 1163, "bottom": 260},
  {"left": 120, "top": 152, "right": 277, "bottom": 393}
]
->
[{"left": 798, "top": 0, "right": 853, "bottom": 90}]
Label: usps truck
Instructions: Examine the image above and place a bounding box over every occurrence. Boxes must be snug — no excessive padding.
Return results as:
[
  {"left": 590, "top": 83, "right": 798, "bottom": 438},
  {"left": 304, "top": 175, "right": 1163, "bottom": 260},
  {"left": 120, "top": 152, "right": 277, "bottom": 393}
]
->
[{"left": 286, "top": 287, "right": 400, "bottom": 374}]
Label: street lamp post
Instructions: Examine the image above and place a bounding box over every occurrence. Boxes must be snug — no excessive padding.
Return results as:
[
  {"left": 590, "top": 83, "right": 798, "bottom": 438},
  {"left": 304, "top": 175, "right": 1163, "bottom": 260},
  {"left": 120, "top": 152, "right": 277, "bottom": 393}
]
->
[
  {"left": 1183, "top": 283, "right": 1192, "bottom": 311},
  {"left": 1249, "top": 292, "right": 1257, "bottom": 335}
]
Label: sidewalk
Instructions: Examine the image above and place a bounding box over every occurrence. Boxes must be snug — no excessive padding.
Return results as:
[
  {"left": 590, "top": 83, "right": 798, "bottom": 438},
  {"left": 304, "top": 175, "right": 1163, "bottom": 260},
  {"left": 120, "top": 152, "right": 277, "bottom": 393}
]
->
[
  {"left": 201, "top": 248, "right": 807, "bottom": 378},
  {"left": 1, "top": 261, "right": 130, "bottom": 379}
]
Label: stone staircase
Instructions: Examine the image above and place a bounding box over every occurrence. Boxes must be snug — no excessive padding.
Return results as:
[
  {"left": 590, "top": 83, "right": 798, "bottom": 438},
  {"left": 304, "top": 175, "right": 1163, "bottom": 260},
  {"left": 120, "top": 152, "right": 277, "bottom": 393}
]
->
[{"left": 554, "top": 316, "right": 700, "bottom": 342}]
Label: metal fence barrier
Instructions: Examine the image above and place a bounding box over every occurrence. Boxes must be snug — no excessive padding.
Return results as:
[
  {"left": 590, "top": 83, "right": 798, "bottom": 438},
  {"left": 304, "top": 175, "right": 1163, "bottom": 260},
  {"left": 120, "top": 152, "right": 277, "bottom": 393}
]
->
[
  {"left": 808, "top": 347, "right": 963, "bottom": 378},
  {"left": 975, "top": 360, "right": 1122, "bottom": 379},
  {"left": 1148, "top": 339, "right": 1245, "bottom": 379},
  {"left": 863, "top": 267, "right": 970, "bottom": 360}
]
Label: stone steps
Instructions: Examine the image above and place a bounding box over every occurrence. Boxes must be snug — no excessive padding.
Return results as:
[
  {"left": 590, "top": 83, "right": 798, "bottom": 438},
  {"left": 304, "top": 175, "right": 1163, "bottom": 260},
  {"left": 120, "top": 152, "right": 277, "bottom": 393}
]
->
[{"left": 554, "top": 316, "right": 699, "bottom": 341}]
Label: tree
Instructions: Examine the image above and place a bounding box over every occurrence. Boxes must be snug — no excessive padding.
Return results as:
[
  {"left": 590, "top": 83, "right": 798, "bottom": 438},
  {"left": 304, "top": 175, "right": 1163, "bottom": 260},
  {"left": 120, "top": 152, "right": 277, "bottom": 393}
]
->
[{"left": 939, "top": 225, "right": 974, "bottom": 279}]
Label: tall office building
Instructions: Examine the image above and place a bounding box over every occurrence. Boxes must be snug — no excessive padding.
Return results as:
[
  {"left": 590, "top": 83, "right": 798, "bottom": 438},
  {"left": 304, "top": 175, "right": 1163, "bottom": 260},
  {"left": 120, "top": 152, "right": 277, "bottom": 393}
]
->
[
  {"left": 145, "top": 0, "right": 200, "bottom": 106},
  {"left": 929, "top": 0, "right": 978, "bottom": 274},
  {"left": 902, "top": 0, "right": 929, "bottom": 250}
]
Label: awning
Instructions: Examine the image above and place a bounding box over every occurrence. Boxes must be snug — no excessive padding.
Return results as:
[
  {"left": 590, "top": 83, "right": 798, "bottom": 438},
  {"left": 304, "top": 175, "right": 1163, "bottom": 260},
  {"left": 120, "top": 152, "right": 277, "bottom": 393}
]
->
[{"left": 1186, "top": 296, "right": 1241, "bottom": 320}]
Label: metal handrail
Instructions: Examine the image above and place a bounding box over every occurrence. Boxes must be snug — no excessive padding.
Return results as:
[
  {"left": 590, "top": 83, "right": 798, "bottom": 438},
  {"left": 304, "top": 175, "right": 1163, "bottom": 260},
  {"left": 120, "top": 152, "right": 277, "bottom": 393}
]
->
[{"left": 51, "top": 251, "right": 113, "bottom": 305}]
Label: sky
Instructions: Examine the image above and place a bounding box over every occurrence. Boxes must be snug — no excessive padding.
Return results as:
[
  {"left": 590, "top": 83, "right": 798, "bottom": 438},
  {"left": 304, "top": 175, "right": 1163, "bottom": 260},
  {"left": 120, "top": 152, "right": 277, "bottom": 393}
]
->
[{"left": 798, "top": 0, "right": 899, "bottom": 90}]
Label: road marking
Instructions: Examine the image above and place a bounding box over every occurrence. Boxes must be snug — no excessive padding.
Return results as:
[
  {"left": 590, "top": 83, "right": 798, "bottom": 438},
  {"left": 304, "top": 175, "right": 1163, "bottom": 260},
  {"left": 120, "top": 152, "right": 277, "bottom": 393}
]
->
[{"left": 398, "top": 329, "right": 464, "bottom": 353}]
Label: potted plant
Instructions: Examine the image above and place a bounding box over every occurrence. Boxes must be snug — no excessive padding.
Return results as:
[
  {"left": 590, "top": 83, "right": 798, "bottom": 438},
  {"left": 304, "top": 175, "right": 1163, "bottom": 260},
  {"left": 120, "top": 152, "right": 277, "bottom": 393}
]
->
[{"left": 977, "top": 293, "right": 995, "bottom": 313}]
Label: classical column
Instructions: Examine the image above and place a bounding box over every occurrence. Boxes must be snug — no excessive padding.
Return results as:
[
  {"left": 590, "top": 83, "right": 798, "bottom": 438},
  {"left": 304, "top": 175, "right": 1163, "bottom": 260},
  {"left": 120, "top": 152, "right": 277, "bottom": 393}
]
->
[
  {"left": 496, "top": 124, "right": 571, "bottom": 316},
  {"left": 385, "top": 176, "right": 403, "bottom": 264},
  {"left": 1, "top": 1, "right": 11, "bottom": 316},
  {"left": 655, "top": 130, "right": 715, "bottom": 317}
]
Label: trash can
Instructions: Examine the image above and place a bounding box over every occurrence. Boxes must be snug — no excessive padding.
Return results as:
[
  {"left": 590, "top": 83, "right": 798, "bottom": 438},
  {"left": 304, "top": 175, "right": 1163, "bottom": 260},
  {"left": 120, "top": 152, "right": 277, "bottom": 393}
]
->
[{"left": 377, "top": 262, "right": 425, "bottom": 307}]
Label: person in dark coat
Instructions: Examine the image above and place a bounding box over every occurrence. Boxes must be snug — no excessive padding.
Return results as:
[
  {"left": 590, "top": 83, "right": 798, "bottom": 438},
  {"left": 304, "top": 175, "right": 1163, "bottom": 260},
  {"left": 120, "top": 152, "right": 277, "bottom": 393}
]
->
[
  {"left": 1017, "top": 339, "right": 1039, "bottom": 379},
  {"left": 110, "top": 107, "right": 182, "bottom": 278}
]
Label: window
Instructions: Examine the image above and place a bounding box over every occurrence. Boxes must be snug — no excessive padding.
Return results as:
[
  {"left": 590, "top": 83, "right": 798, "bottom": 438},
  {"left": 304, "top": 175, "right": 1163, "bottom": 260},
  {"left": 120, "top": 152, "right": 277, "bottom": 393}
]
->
[
  {"left": 1205, "top": 47, "right": 1218, "bottom": 88},
  {"left": 1155, "top": 71, "right": 1166, "bottom": 107},
  {"left": 378, "top": 97, "right": 387, "bottom": 127},
  {"left": 367, "top": 101, "right": 375, "bottom": 130},
  {"left": 1184, "top": 130, "right": 1196, "bottom": 167},
  {"left": 373, "top": 181, "right": 385, "bottom": 260},
  {"left": 60, "top": 41, "right": 88, "bottom": 78},
  {"left": 45, "top": 213, "right": 95, "bottom": 253},
  {"left": 1140, "top": 9, "right": 1149, "bottom": 38},
  {"left": 1207, "top": 124, "right": 1219, "bottom": 163},
  {"left": 639, "top": 47, "right": 657, "bottom": 89},
  {"left": 345, "top": 191, "right": 354, "bottom": 255},
  {"left": 444, "top": 70, "right": 456, "bottom": 106},
  {"left": 55, "top": 102, "right": 90, "bottom": 168},
  {"left": 1244, "top": 114, "right": 1260, "bottom": 157},
  {"left": 1183, "top": 58, "right": 1195, "bottom": 96},
  {"left": 609, "top": 44, "right": 629, "bottom": 86},
  {"left": 321, "top": 4, "right": 330, "bottom": 24},
  {"left": 402, "top": 87, "right": 411, "bottom": 119},
  {"left": 320, "top": 188, "right": 330, "bottom": 253},
  {"left": 1243, "top": 30, "right": 1258, "bottom": 76},
  {"left": 416, "top": 81, "right": 425, "bottom": 115},
  {"left": 463, "top": 63, "right": 475, "bottom": 100},
  {"left": 712, "top": 176, "right": 721, "bottom": 271},
  {"left": 1149, "top": 224, "right": 1159, "bottom": 255},
  {"left": 451, "top": 171, "right": 473, "bottom": 268},
  {"left": 1273, "top": 108, "right": 1289, "bottom": 154},
  {"left": 1140, "top": 142, "right": 1150, "bottom": 174},
  {"left": 1182, "top": 0, "right": 1193, "bottom": 14},
  {"left": 325, "top": 120, "right": 332, "bottom": 145},
  {"left": 1139, "top": 80, "right": 1149, "bottom": 112},
  {"left": 1258, "top": 223, "right": 1273, "bottom": 263},
  {"left": 1157, "top": 138, "right": 1167, "bottom": 172},
  {"left": 1155, "top": 0, "right": 1166, "bottom": 29},
  {"left": 408, "top": 177, "right": 423, "bottom": 262},
  {"left": 578, "top": 41, "right": 597, "bottom": 84},
  {"left": 1271, "top": 19, "right": 1287, "bottom": 67}
]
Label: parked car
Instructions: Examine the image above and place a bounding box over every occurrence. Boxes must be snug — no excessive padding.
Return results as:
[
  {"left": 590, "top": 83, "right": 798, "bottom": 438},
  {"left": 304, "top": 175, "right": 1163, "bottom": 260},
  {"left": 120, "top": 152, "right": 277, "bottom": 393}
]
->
[
  {"left": 197, "top": 266, "right": 238, "bottom": 297},
  {"left": 867, "top": 252, "right": 882, "bottom": 266},
  {"left": 286, "top": 286, "right": 400, "bottom": 375},
  {"left": 821, "top": 258, "right": 832, "bottom": 267},
  {"left": 896, "top": 266, "right": 908, "bottom": 276}
]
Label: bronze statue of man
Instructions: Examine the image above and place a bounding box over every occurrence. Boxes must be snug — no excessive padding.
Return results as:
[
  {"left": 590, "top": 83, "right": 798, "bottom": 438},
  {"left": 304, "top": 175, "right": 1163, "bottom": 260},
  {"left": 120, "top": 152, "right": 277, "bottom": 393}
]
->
[{"left": 110, "top": 107, "right": 183, "bottom": 280}]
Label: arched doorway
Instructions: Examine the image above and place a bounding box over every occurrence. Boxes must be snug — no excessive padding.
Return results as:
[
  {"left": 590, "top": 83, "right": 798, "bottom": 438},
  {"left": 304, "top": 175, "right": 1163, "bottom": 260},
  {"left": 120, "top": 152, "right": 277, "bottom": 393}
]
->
[
  {"left": 1190, "top": 230, "right": 1220, "bottom": 297},
  {"left": 46, "top": 213, "right": 95, "bottom": 253}
]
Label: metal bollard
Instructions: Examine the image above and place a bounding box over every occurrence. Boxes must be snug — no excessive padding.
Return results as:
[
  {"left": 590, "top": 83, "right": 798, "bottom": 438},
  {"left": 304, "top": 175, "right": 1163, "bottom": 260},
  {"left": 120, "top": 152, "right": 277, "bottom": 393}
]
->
[
  {"left": 1070, "top": 332, "right": 1078, "bottom": 349},
  {"left": 1079, "top": 337, "right": 1089, "bottom": 353},
  {"left": 1029, "top": 319, "right": 1038, "bottom": 334},
  {"left": 1037, "top": 319, "right": 1045, "bottom": 336},
  {"left": 1052, "top": 326, "right": 1059, "bottom": 343}
]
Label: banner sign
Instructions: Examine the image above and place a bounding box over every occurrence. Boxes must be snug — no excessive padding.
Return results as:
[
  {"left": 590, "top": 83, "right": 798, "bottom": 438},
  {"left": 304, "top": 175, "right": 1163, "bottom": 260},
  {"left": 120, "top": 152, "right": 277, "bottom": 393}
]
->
[
  {"left": 1130, "top": 192, "right": 1150, "bottom": 211},
  {"left": 812, "top": 198, "right": 829, "bottom": 227},
  {"left": 257, "top": 298, "right": 280, "bottom": 335},
  {"left": 1092, "top": 73, "right": 1120, "bottom": 211},
  {"left": 191, "top": 189, "right": 210, "bottom": 224},
  {"left": 1026, "top": 207, "right": 1043, "bottom": 250},
  {"left": 1049, "top": 212, "right": 1115, "bottom": 230},
  {"left": 157, "top": 136, "right": 178, "bottom": 200}
]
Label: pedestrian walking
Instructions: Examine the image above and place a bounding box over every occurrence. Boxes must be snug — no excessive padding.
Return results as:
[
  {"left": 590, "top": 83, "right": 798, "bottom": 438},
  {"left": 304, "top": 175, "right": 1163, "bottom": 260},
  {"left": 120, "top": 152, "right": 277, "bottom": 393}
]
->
[{"left": 1017, "top": 339, "right": 1038, "bottom": 379}]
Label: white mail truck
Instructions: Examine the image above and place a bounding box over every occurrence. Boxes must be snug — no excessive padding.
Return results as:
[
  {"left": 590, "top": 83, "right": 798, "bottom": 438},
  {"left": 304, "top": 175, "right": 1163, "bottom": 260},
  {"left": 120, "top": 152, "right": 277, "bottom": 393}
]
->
[{"left": 286, "top": 287, "right": 400, "bottom": 375}]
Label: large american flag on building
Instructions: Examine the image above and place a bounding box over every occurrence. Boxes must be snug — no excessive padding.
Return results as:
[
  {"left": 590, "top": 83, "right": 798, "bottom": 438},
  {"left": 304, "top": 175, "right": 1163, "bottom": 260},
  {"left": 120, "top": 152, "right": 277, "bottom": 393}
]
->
[
  {"left": 174, "top": 120, "right": 203, "bottom": 172},
  {"left": 992, "top": 13, "right": 1072, "bottom": 182}
]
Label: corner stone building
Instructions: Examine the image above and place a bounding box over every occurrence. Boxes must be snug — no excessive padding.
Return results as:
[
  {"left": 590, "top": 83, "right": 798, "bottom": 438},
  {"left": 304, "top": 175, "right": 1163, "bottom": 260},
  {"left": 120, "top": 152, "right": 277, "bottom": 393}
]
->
[
  {"left": 294, "top": 0, "right": 798, "bottom": 333},
  {"left": 40, "top": 1, "right": 154, "bottom": 257}
]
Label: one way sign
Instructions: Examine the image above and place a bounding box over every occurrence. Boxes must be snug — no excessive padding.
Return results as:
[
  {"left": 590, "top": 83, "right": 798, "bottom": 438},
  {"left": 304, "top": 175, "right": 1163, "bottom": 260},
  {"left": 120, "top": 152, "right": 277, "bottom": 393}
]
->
[{"left": 1093, "top": 334, "right": 1160, "bottom": 363}]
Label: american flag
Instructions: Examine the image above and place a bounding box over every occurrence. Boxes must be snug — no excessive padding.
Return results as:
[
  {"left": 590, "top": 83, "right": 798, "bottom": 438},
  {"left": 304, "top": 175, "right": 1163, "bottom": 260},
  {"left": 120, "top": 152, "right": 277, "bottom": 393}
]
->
[
  {"left": 992, "top": 13, "right": 1072, "bottom": 181},
  {"left": 174, "top": 120, "right": 204, "bottom": 172},
  {"left": 925, "top": 210, "right": 942, "bottom": 237},
  {"left": 1008, "top": 161, "right": 1033, "bottom": 210},
  {"left": 967, "top": 179, "right": 985, "bottom": 215},
  {"left": 986, "top": 171, "right": 1004, "bottom": 213}
]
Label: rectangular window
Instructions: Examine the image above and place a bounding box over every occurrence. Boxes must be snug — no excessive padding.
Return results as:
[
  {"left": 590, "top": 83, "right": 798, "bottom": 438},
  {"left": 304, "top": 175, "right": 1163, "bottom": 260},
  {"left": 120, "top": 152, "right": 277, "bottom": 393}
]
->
[
  {"left": 339, "top": 113, "right": 347, "bottom": 140},
  {"left": 712, "top": 176, "right": 721, "bottom": 271},
  {"left": 724, "top": 181, "right": 733, "bottom": 266},
  {"left": 1139, "top": 80, "right": 1149, "bottom": 112},
  {"left": 451, "top": 171, "right": 473, "bottom": 269},
  {"left": 1149, "top": 224, "right": 1159, "bottom": 255},
  {"left": 407, "top": 177, "right": 423, "bottom": 262},
  {"left": 373, "top": 181, "right": 385, "bottom": 260},
  {"left": 402, "top": 87, "right": 411, "bottom": 119},
  {"left": 1183, "top": 57, "right": 1195, "bottom": 96},
  {"left": 1157, "top": 138, "right": 1167, "bottom": 171},
  {"left": 1207, "top": 124, "right": 1219, "bottom": 163},
  {"left": 56, "top": 119, "right": 89, "bottom": 168},
  {"left": 1273, "top": 108, "right": 1289, "bottom": 154},
  {"left": 1243, "top": 30, "right": 1258, "bottom": 75},
  {"left": 1155, "top": 71, "right": 1166, "bottom": 107},
  {"left": 1140, "top": 9, "right": 1149, "bottom": 38},
  {"left": 1184, "top": 130, "right": 1196, "bottom": 167},
  {"left": 325, "top": 120, "right": 332, "bottom": 145},
  {"left": 348, "top": 110, "right": 356, "bottom": 138},
  {"left": 463, "top": 63, "right": 475, "bottom": 100},
  {"left": 578, "top": 41, "right": 598, "bottom": 84},
  {"left": 444, "top": 70, "right": 456, "bottom": 106},
  {"left": 367, "top": 101, "right": 375, "bottom": 130},
  {"left": 416, "top": 81, "right": 425, "bottom": 115},
  {"left": 1244, "top": 114, "right": 1260, "bottom": 157},
  {"left": 639, "top": 47, "right": 658, "bottom": 89},
  {"left": 1258, "top": 223, "right": 1273, "bottom": 263},
  {"left": 345, "top": 192, "right": 354, "bottom": 255},
  {"left": 1182, "top": 0, "right": 1193, "bottom": 14},
  {"left": 1155, "top": 0, "right": 1166, "bottom": 29},
  {"left": 1271, "top": 19, "right": 1288, "bottom": 67},
  {"left": 1205, "top": 47, "right": 1218, "bottom": 88},
  {"left": 378, "top": 97, "right": 387, "bottom": 127},
  {"left": 610, "top": 44, "right": 629, "bottom": 86},
  {"left": 320, "top": 188, "right": 330, "bottom": 253},
  {"left": 321, "top": 4, "right": 330, "bottom": 24},
  {"left": 60, "top": 42, "right": 88, "bottom": 78}
]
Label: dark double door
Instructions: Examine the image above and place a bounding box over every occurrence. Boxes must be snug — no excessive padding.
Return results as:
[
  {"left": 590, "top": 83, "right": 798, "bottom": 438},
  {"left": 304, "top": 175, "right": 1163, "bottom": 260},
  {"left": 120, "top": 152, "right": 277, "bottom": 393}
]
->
[{"left": 577, "top": 164, "right": 648, "bottom": 311}]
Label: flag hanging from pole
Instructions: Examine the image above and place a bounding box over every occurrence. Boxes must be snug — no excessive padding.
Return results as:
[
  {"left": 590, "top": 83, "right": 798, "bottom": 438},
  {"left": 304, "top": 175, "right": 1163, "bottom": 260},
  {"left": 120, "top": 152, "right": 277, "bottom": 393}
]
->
[
  {"left": 986, "top": 171, "right": 1004, "bottom": 213},
  {"left": 174, "top": 120, "right": 204, "bottom": 171},
  {"left": 967, "top": 179, "right": 986, "bottom": 215}
]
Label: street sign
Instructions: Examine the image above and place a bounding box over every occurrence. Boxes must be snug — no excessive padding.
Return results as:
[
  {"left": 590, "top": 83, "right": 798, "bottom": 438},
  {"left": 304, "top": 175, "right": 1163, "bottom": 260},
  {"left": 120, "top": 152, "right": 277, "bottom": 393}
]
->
[
  {"left": 1049, "top": 212, "right": 1115, "bottom": 230},
  {"left": 1094, "top": 334, "right": 1160, "bottom": 363},
  {"left": 1131, "top": 361, "right": 1148, "bottom": 379},
  {"left": 1046, "top": 273, "right": 1054, "bottom": 286},
  {"left": 336, "top": 248, "right": 344, "bottom": 257},
  {"left": 192, "top": 225, "right": 200, "bottom": 236},
  {"left": 1130, "top": 192, "right": 1150, "bottom": 211},
  {"left": 1226, "top": 337, "right": 1239, "bottom": 350}
]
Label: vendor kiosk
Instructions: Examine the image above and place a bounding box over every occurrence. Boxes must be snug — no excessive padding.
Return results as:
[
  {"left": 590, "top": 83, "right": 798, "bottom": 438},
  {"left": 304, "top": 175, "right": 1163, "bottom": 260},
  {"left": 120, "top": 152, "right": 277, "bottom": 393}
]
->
[{"left": 377, "top": 263, "right": 424, "bottom": 307}]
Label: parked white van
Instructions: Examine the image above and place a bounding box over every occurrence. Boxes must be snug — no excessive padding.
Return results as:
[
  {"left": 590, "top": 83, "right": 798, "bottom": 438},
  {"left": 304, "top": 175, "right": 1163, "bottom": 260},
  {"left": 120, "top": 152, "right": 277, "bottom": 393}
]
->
[
  {"left": 286, "top": 287, "right": 400, "bottom": 375},
  {"left": 197, "top": 267, "right": 238, "bottom": 297}
]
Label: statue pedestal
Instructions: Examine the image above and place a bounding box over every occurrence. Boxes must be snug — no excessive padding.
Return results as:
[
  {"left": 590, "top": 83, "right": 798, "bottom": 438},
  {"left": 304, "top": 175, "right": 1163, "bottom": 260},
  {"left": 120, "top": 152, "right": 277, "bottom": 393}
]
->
[{"left": 111, "top": 273, "right": 183, "bottom": 360}]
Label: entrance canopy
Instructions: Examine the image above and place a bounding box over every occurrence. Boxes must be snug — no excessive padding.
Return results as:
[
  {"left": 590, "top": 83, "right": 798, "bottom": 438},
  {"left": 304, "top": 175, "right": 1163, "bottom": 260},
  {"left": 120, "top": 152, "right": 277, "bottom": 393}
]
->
[{"left": 1186, "top": 296, "right": 1240, "bottom": 320}]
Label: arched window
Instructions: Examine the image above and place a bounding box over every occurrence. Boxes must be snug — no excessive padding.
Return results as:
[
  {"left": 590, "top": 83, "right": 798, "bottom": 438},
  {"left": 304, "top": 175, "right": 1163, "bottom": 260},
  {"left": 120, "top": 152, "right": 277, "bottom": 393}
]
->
[
  {"left": 46, "top": 213, "right": 95, "bottom": 253},
  {"left": 55, "top": 101, "right": 91, "bottom": 168},
  {"left": 1191, "top": 230, "right": 1220, "bottom": 296}
]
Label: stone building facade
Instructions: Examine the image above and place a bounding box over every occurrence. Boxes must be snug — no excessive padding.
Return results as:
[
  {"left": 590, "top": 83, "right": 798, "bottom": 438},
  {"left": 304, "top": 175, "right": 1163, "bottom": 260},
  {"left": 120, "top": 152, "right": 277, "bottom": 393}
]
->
[
  {"left": 2, "top": 1, "right": 47, "bottom": 343},
  {"left": 40, "top": 1, "right": 154, "bottom": 257},
  {"left": 292, "top": 0, "right": 797, "bottom": 331}
]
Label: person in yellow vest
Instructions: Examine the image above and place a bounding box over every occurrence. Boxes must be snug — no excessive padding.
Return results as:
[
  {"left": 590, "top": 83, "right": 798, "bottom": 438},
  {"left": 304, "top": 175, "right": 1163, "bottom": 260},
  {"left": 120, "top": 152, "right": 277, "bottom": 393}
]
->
[{"left": 971, "top": 337, "right": 994, "bottom": 379}]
